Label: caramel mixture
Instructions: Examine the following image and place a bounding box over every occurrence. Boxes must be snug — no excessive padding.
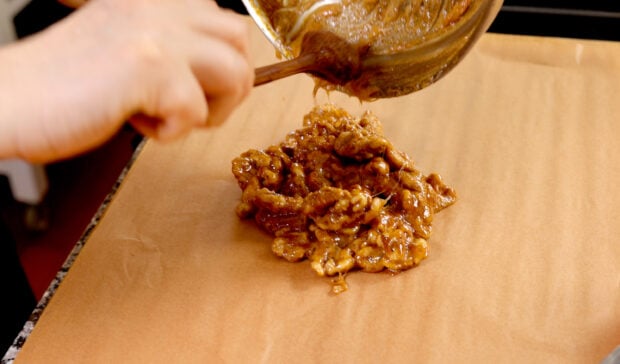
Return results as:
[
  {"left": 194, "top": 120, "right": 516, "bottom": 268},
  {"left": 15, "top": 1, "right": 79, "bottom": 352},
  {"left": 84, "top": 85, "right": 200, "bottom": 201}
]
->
[
  {"left": 232, "top": 104, "right": 456, "bottom": 293},
  {"left": 256, "top": 0, "right": 473, "bottom": 57}
]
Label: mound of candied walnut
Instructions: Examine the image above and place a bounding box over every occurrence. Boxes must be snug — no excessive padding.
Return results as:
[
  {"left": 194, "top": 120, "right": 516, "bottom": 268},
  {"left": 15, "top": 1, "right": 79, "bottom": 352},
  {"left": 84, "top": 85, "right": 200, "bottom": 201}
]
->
[{"left": 232, "top": 104, "right": 456, "bottom": 293}]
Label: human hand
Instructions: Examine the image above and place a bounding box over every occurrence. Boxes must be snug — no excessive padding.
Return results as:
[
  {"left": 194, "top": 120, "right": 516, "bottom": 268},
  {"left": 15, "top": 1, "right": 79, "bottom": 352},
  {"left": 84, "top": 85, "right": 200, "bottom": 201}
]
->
[{"left": 0, "top": 0, "right": 253, "bottom": 163}]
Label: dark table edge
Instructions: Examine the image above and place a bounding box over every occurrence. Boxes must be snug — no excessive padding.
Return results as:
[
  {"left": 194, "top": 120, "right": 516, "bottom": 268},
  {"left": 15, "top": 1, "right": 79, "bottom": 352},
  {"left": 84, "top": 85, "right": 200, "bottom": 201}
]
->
[{"left": 1, "top": 139, "right": 147, "bottom": 364}]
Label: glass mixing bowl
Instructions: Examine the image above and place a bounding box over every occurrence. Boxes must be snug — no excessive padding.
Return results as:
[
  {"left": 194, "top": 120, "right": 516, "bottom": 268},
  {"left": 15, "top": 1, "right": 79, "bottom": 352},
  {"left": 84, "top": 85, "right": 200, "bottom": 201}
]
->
[{"left": 243, "top": 0, "right": 499, "bottom": 99}]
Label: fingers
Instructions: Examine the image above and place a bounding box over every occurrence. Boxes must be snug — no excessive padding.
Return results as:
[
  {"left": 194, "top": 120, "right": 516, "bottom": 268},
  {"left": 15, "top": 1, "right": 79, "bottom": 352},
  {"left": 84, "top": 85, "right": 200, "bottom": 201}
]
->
[
  {"left": 129, "top": 59, "right": 208, "bottom": 141},
  {"left": 188, "top": 33, "right": 254, "bottom": 126},
  {"left": 193, "top": 8, "right": 253, "bottom": 62},
  {"left": 173, "top": 7, "right": 253, "bottom": 127},
  {"left": 145, "top": 8, "right": 253, "bottom": 131},
  {"left": 130, "top": 36, "right": 252, "bottom": 137}
]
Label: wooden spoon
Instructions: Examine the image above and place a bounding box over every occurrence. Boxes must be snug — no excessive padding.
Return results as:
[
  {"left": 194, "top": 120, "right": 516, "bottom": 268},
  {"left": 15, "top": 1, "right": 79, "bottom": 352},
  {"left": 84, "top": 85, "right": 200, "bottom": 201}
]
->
[{"left": 254, "top": 30, "right": 367, "bottom": 87}]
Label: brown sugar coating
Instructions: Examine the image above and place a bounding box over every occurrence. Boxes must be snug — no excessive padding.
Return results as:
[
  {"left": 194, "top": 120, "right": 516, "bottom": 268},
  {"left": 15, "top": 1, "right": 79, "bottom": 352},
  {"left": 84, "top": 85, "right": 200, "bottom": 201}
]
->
[
  {"left": 255, "top": 0, "right": 474, "bottom": 57},
  {"left": 232, "top": 104, "right": 456, "bottom": 293}
]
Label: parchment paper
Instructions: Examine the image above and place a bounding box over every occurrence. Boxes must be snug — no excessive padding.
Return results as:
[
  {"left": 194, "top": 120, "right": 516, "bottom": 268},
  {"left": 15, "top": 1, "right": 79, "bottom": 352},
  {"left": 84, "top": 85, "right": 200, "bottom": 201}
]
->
[{"left": 13, "top": 22, "right": 620, "bottom": 364}]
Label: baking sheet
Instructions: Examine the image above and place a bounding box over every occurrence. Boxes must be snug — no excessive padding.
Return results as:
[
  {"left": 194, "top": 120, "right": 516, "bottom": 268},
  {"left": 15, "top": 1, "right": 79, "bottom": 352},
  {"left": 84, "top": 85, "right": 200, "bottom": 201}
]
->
[{"left": 13, "top": 22, "right": 620, "bottom": 364}]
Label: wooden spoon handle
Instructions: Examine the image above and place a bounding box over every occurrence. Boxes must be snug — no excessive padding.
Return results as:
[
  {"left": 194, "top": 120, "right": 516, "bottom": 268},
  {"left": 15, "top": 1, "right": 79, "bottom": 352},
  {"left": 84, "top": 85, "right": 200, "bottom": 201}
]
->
[{"left": 254, "top": 54, "right": 316, "bottom": 87}]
